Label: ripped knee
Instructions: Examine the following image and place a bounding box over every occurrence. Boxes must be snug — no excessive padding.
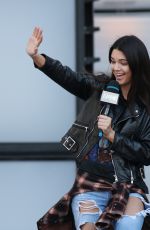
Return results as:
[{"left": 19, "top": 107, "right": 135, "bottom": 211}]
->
[
  {"left": 123, "top": 211, "right": 144, "bottom": 219},
  {"left": 116, "top": 211, "right": 144, "bottom": 229},
  {"left": 123, "top": 207, "right": 145, "bottom": 222},
  {"left": 79, "top": 200, "right": 99, "bottom": 213}
]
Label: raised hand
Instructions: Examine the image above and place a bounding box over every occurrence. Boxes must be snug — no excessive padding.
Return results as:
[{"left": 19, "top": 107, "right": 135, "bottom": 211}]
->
[{"left": 26, "top": 27, "right": 43, "bottom": 57}]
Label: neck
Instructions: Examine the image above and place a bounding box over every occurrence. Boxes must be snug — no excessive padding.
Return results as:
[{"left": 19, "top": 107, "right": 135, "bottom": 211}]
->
[{"left": 121, "top": 85, "right": 130, "bottom": 100}]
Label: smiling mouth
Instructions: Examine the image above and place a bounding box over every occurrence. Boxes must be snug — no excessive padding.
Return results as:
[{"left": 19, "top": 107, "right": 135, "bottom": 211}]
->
[
  {"left": 116, "top": 76, "right": 123, "bottom": 79},
  {"left": 114, "top": 74, "right": 124, "bottom": 79}
]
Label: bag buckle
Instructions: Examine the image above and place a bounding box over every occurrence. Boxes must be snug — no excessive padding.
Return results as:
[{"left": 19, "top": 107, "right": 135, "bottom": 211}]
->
[{"left": 63, "top": 136, "right": 76, "bottom": 150}]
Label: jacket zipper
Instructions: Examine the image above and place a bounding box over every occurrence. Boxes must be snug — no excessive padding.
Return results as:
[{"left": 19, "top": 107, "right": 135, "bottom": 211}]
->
[
  {"left": 128, "top": 163, "right": 134, "bottom": 184},
  {"left": 130, "top": 169, "right": 134, "bottom": 184},
  {"left": 114, "top": 114, "right": 139, "bottom": 127},
  {"left": 76, "top": 106, "right": 105, "bottom": 159},
  {"left": 73, "top": 123, "right": 89, "bottom": 132},
  {"left": 111, "top": 114, "right": 139, "bottom": 183},
  {"left": 110, "top": 152, "right": 134, "bottom": 183},
  {"left": 76, "top": 119, "right": 97, "bottom": 159},
  {"left": 110, "top": 151, "right": 118, "bottom": 183}
]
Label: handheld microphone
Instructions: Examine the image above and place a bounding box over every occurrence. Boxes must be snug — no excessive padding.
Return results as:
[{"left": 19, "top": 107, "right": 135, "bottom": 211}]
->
[{"left": 98, "top": 80, "right": 120, "bottom": 138}]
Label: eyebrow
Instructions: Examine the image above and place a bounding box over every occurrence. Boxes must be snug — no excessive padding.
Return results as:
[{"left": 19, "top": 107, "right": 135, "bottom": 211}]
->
[{"left": 111, "top": 57, "right": 127, "bottom": 61}]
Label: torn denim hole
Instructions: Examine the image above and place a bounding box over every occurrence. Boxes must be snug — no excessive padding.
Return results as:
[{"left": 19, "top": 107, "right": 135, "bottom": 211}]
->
[
  {"left": 121, "top": 212, "right": 145, "bottom": 220},
  {"left": 121, "top": 195, "right": 150, "bottom": 219},
  {"left": 139, "top": 208, "right": 150, "bottom": 218},
  {"left": 78, "top": 200, "right": 102, "bottom": 215},
  {"left": 135, "top": 195, "right": 150, "bottom": 218}
]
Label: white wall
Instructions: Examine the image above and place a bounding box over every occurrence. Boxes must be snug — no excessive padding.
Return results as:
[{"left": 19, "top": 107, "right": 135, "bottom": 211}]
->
[
  {"left": 0, "top": 161, "right": 76, "bottom": 230},
  {"left": 0, "top": 0, "right": 76, "bottom": 142},
  {"left": 94, "top": 13, "right": 150, "bottom": 74},
  {"left": 0, "top": 1, "right": 76, "bottom": 230}
]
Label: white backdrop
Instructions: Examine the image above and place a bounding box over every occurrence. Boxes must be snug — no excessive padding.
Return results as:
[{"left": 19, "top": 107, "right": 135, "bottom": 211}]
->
[
  {"left": 94, "top": 13, "right": 150, "bottom": 74},
  {"left": 0, "top": 1, "right": 76, "bottom": 230},
  {"left": 0, "top": 0, "right": 76, "bottom": 142}
]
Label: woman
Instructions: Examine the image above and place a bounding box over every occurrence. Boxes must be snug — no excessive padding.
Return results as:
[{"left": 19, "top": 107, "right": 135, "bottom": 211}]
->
[{"left": 26, "top": 27, "right": 150, "bottom": 230}]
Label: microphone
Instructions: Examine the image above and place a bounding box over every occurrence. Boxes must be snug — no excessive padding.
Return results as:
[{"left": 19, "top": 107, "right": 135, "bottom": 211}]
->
[{"left": 98, "top": 80, "right": 120, "bottom": 138}]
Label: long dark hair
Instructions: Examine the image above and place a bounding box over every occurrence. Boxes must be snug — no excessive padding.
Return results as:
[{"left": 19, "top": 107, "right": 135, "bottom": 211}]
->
[{"left": 109, "top": 35, "right": 150, "bottom": 113}]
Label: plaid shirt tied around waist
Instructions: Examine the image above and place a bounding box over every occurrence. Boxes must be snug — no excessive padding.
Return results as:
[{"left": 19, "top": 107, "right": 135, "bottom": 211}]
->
[{"left": 37, "top": 168, "right": 150, "bottom": 230}]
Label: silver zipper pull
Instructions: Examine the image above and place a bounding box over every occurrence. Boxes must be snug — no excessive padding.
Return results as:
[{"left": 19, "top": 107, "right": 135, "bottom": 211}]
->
[
  {"left": 131, "top": 174, "right": 134, "bottom": 184},
  {"left": 129, "top": 164, "right": 134, "bottom": 184},
  {"left": 113, "top": 174, "right": 118, "bottom": 183}
]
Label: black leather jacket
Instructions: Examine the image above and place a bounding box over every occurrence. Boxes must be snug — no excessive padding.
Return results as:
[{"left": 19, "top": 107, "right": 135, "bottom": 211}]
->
[{"left": 36, "top": 55, "right": 150, "bottom": 193}]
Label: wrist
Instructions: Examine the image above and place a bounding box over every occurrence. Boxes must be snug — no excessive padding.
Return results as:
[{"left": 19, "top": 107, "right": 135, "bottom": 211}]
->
[
  {"left": 109, "top": 130, "right": 115, "bottom": 143},
  {"left": 105, "top": 129, "right": 115, "bottom": 143},
  {"left": 29, "top": 52, "right": 39, "bottom": 59},
  {"left": 31, "top": 53, "right": 46, "bottom": 68}
]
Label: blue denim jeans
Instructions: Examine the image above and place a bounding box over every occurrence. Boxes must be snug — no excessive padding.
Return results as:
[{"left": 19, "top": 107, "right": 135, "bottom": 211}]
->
[{"left": 71, "top": 191, "right": 150, "bottom": 230}]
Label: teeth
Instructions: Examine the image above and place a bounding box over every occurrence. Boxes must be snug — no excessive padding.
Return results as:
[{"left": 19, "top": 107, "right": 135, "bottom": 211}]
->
[{"left": 116, "top": 75, "right": 123, "bottom": 77}]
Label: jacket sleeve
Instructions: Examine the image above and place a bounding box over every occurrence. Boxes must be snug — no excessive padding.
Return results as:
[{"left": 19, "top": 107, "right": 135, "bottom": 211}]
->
[
  {"left": 34, "top": 54, "right": 104, "bottom": 100},
  {"left": 111, "top": 116, "right": 150, "bottom": 166}
]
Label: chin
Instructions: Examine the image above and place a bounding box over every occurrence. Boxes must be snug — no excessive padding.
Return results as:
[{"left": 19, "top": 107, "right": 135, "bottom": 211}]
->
[{"left": 115, "top": 79, "right": 123, "bottom": 85}]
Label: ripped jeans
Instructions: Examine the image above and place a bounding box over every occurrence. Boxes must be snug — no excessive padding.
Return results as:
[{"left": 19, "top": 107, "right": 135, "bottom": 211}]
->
[{"left": 71, "top": 191, "right": 150, "bottom": 230}]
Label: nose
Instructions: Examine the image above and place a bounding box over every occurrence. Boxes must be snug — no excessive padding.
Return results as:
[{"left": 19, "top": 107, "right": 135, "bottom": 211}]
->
[{"left": 113, "top": 62, "right": 121, "bottom": 71}]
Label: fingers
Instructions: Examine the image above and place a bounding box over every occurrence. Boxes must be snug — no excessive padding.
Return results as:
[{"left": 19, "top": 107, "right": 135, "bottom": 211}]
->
[
  {"left": 97, "top": 115, "right": 112, "bottom": 132},
  {"left": 97, "top": 115, "right": 115, "bottom": 142},
  {"left": 98, "top": 115, "right": 111, "bottom": 125},
  {"left": 33, "top": 26, "right": 43, "bottom": 43}
]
